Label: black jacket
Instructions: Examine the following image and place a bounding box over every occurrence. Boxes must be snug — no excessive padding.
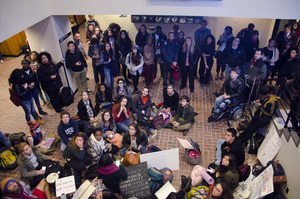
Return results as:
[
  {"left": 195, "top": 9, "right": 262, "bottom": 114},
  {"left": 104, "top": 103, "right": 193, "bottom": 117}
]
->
[
  {"left": 223, "top": 45, "right": 245, "bottom": 68},
  {"left": 22, "top": 68, "right": 39, "bottom": 90},
  {"left": 116, "top": 39, "right": 132, "bottom": 57},
  {"left": 77, "top": 99, "right": 96, "bottom": 121},
  {"left": 95, "top": 90, "right": 113, "bottom": 113},
  {"left": 132, "top": 94, "right": 152, "bottom": 116},
  {"left": 37, "top": 61, "right": 63, "bottom": 91},
  {"left": 180, "top": 47, "right": 198, "bottom": 68},
  {"left": 135, "top": 31, "right": 149, "bottom": 48},
  {"left": 279, "top": 58, "right": 300, "bottom": 80},
  {"left": 13, "top": 83, "right": 32, "bottom": 101},
  {"left": 221, "top": 139, "right": 245, "bottom": 166},
  {"left": 88, "top": 43, "right": 103, "bottom": 67},
  {"left": 163, "top": 91, "right": 179, "bottom": 112},
  {"left": 161, "top": 40, "right": 180, "bottom": 65},
  {"left": 244, "top": 58, "right": 266, "bottom": 84},
  {"left": 276, "top": 31, "right": 297, "bottom": 50},
  {"left": 122, "top": 131, "right": 148, "bottom": 149},
  {"left": 221, "top": 77, "right": 245, "bottom": 101},
  {"left": 65, "top": 49, "right": 87, "bottom": 72},
  {"left": 151, "top": 32, "right": 167, "bottom": 54}
]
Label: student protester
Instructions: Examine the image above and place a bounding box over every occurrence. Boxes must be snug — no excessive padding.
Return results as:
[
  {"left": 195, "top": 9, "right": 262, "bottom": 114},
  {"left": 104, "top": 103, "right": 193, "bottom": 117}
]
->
[
  {"left": 21, "top": 59, "right": 47, "bottom": 115},
  {"left": 65, "top": 41, "right": 90, "bottom": 94},
  {"left": 135, "top": 24, "right": 149, "bottom": 52},
  {"left": 74, "top": 32, "right": 88, "bottom": 60},
  {"left": 87, "top": 15, "right": 100, "bottom": 28},
  {"left": 89, "top": 37, "right": 104, "bottom": 88},
  {"left": 262, "top": 38, "right": 279, "bottom": 80},
  {"left": 113, "top": 78, "right": 132, "bottom": 104},
  {"left": 9, "top": 69, "right": 45, "bottom": 124},
  {"left": 180, "top": 37, "right": 198, "bottom": 92},
  {"left": 215, "top": 128, "right": 245, "bottom": 166},
  {"left": 100, "top": 42, "right": 115, "bottom": 89},
  {"left": 216, "top": 26, "right": 234, "bottom": 80},
  {"left": 87, "top": 128, "right": 112, "bottom": 166},
  {"left": 1, "top": 178, "right": 51, "bottom": 199},
  {"left": 275, "top": 41, "right": 292, "bottom": 78},
  {"left": 26, "top": 121, "right": 45, "bottom": 148},
  {"left": 77, "top": 91, "right": 97, "bottom": 136},
  {"left": 161, "top": 32, "right": 180, "bottom": 88},
  {"left": 276, "top": 24, "right": 297, "bottom": 51},
  {"left": 37, "top": 52, "right": 64, "bottom": 113},
  {"left": 93, "top": 27, "right": 104, "bottom": 43},
  {"left": 112, "top": 97, "right": 132, "bottom": 133},
  {"left": 86, "top": 24, "right": 95, "bottom": 43},
  {"left": 244, "top": 30, "right": 259, "bottom": 63},
  {"left": 94, "top": 83, "right": 114, "bottom": 114},
  {"left": 206, "top": 182, "right": 234, "bottom": 199},
  {"left": 16, "top": 142, "right": 59, "bottom": 188},
  {"left": 97, "top": 153, "right": 128, "bottom": 193},
  {"left": 120, "top": 124, "right": 148, "bottom": 157},
  {"left": 27, "top": 51, "right": 50, "bottom": 106},
  {"left": 95, "top": 110, "right": 117, "bottom": 133},
  {"left": 104, "top": 29, "right": 117, "bottom": 56},
  {"left": 116, "top": 30, "right": 132, "bottom": 85},
  {"left": 143, "top": 35, "right": 155, "bottom": 87},
  {"left": 166, "top": 95, "right": 195, "bottom": 136},
  {"left": 199, "top": 34, "right": 215, "bottom": 87},
  {"left": 278, "top": 48, "right": 299, "bottom": 84},
  {"left": 208, "top": 154, "right": 239, "bottom": 191},
  {"left": 126, "top": 45, "right": 144, "bottom": 92},
  {"left": 58, "top": 111, "right": 79, "bottom": 152}
]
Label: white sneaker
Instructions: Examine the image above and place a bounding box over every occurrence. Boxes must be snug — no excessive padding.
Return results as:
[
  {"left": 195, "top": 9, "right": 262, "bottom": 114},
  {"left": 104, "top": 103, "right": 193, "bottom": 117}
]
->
[
  {"left": 0, "top": 59, "right": 3, "bottom": 63},
  {"left": 86, "top": 88, "right": 92, "bottom": 93}
]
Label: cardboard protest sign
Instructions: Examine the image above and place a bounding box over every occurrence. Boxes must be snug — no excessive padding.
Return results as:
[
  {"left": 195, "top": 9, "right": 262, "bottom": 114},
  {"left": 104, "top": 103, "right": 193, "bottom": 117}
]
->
[{"left": 55, "top": 176, "right": 76, "bottom": 197}]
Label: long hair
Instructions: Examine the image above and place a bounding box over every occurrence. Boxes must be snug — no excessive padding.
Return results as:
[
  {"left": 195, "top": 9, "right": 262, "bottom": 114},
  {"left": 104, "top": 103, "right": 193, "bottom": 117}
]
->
[
  {"left": 103, "top": 42, "right": 113, "bottom": 57},
  {"left": 37, "top": 51, "right": 53, "bottom": 65},
  {"left": 182, "top": 37, "right": 194, "bottom": 53},
  {"left": 131, "top": 50, "right": 141, "bottom": 66},
  {"left": 97, "top": 83, "right": 111, "bottom": 97},
  {"left": 98, "top": 152, "right": 114, "bottom": 167},
  {"left": 101, "top": 110, "right": 114, "bottom": 125},
  {"left": 117, "top": 97, "right": 129, "bottom": 113},
  {"left": 219, "top": 154, "right": 239, "bottom": 175},
  {"left": 129, "top": 123, "right": 142, "bottom": 137},
  {"left": 8, "top": 69, "right": 25, "bottom": 85},
  {"left": 202, "top": 34, "right": 216, "bottom": 49},
  {"left": 117, "top": 30, "right": 132, "bottom": 46},
  {"left": 215, "top": 182, "right": 234, "bottom": 199},
  {"left": 68, "top": 132, "right": 87, "bottom": 151},
  {"left": 27, "top": 51, "right": 39, "bottom": 62}
]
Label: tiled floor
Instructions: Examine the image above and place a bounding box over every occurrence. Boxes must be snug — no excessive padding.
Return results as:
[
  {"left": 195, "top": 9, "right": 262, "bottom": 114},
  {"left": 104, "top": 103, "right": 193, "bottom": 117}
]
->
[{"left": 0, "top": 27, "right": 255, "bottom": 192}]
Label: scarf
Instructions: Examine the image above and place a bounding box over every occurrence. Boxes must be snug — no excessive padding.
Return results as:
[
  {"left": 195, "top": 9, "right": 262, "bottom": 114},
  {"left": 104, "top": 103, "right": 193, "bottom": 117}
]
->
[
  {"left": 83, "top": 100, "right": 94, "bottom": 118},
  {"left": 4, "top": 182, "right": 37, "bottom": 199},
  {"left": 24, "top": 153, "right": 38, "bottom": 168},
  {"left": 98, "top": 164, "right": 120, "bottom": 175}
]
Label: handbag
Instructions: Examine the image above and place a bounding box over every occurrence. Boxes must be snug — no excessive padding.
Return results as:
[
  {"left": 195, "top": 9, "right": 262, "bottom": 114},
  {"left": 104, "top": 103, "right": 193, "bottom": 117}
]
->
[
  {"left": 122, "top": 146, "right": 140, "bottom": 166},
  {"left": 9, "top": 88, "right": 21, "bottom": 106}
]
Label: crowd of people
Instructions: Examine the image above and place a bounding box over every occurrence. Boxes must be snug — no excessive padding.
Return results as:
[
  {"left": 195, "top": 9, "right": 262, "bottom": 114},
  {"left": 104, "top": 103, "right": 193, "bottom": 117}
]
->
[{"left": 2, "top": 15, "right": 300, "bottom": 198}]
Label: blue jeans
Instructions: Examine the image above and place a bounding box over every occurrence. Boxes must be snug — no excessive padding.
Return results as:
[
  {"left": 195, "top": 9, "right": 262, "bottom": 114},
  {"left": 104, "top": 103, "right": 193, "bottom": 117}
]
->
[
  {"left": 120, "top": 146, "right": 146, "bottom": 157},
  {"left": 214, "top": 95, "right": 232, "bottom": 113},
  {"left": 215, "top": 139, "right": 225, "bottom": 165},
  {"left": 104, "top": 67, "right": 114, "bottom": 89},
  {"left": 225, "top": 65, "right": 240, "bottom": 79},
  {"left": 20, "top": 98, "right": 39, "bottom": 121},
  {"left": 60, "top": 138, "right": 72, "bottom": 152},
  {"left": 32, "top": 87, "right": 42, "bottom": 109},
  {"left": 117, "top": 119, "right": 132, "bottom": 133}
]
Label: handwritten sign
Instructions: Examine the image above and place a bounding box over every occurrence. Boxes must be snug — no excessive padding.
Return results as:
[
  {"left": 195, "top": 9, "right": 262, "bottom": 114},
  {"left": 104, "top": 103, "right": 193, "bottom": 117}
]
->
[
  {"left": 153, "top": 115, "right": 165, "bottom": 129},
  {"left": 119, "top": 162, "right": 151, "bottom": 198},
  {"left": 55, "top": 176, "right": 76, "bottom": 197},
  {"left": 41, "top": 138, "right": 55, "bottom": 149},
  {"left": 249, "top": 165, "right": 274, "bottom": 199},
  {"left": 257, "top": 125, "right": 282, "bottom": 166}
]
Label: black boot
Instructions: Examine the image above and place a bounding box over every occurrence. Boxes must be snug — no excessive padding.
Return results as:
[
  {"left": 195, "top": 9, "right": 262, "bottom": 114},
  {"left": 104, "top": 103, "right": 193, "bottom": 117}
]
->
[
  {"left": 181, "top": 175, "right": 187, "bottom": 189},
  {"left": 39, "top": 108, "right": 48, "bottom": 115},
  {"left": 184, "top": 177, "right": 192, "bottom": 192}
]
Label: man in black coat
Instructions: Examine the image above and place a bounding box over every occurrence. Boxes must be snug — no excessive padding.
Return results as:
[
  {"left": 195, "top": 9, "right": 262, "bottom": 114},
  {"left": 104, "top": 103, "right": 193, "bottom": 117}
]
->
[{"left": 276, "top": 24, "right": 297, "bottom": 51}]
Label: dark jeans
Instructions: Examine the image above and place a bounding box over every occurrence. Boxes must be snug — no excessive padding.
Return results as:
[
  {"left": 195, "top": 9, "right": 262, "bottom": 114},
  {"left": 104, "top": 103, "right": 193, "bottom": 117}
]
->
[
  {"left": 144, "top": 63, "right": 154, "bottom": 86},
  {"left": 20, "top": 98, "right": 39, "bottom": 121},
  {"left": 154, "top": 54, "right": 163, "bottom": 77},
  {"left": 46, "top": 89, "right": 63, "bottom": 112},
  {"left": 32, "top": 87, "right": 42, "bottom": 110},
  {"left": 93, "top": 64, "right": 105, "bottom": 84},
  {"left": 216, "top": 51, "right": 225, "bottom": 73},
  {"left": 163, "top": 63, "right": 175, "bottom": 87},
  {"left": 199, "top": 59, "right": 213, "bottom": 84},
  {"left": 132, "top": 71, "right": 140, "bottom": 91},
  {"left": 181, "top": 66, "right": 194, "bottom": 90},
  {"left": 167, "top": 190, "right": 185, "bottom": 199},
  {"left": 121, "top": 64, "right": 128, "bottom": 82}
]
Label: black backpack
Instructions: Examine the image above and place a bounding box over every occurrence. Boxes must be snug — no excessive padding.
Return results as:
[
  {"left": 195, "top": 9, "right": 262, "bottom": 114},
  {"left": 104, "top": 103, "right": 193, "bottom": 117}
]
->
[
  {"left": 8, "top": 132, "right": 27, "bottom": 149},
  {"left": 60, "top": 87, "right": 74, "bottom": 106}
]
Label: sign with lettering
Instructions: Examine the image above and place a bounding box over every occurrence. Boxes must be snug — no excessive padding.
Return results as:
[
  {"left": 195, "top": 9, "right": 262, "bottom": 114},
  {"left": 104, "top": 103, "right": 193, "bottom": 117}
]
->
[
  {"left": 249, "top": 165, "right": 274, "bottom": 199},
  {"left": 153, "top": 115, "right": 165, "bottom": 129},
  {"left": 257, "top": 125, "right": 282, "bottom": 166},
  {"left": 55, "top": 176, "right": 76, "bottom": 197},
  {"left": 119, "top": 162, "right": 151, "bottom": 198}
]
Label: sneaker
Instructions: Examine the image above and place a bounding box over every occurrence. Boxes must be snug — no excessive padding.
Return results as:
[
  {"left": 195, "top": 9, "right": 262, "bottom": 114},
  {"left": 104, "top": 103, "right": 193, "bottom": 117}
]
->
[
  {"left": 39, "top": 109, "right": 48, "bottom": 115},
  {"left": 208, "top": 115, "right": 214, "bottom": 123},
  {"left": 0, "top": 59, "right": 4, "bottom": 63},
  {"left": 86, "top": 88, "right": 92, "bottom": 93}
]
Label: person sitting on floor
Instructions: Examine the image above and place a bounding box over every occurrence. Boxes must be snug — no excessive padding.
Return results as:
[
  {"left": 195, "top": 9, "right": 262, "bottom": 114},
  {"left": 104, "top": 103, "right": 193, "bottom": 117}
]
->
[
  {"left": 16, "top": 142, "right": 59, "bottom": 189},
  {"left": 58, "top": 111, "right": 79, "bottom": 152},
  {"left": 112, "top": 97, "right": 132, "bottom": 133},
  {"left": 166, "top": 95, "right": 195, "bottom": 136},
  {"left": 120, "top": 124, "right": 148, "bottom": 157},
  {"left": 87, "top": 128, "right": 112, "bottom": 166},
  {"left": 97, "top": 153, "right": 128, "bottom": 193},
  {"left": 26, "top": 121, "right": 45, "bottom": 148},
  {"left": 1, "top": 178, "right": 51, "bottom": 199},
  {"left": 95, "top": 83, "right": 114, "bottom": 114},
  {"left": 206, "top": 182, "right": 234, "bottom": 199},
  {"left": 215, "top": 128, "right": 245, "bottom": 166},
  {"left": 77, "top": 91, "right": 97, "bottom": 136},
  {"left": 95, "top": 110, "right": 117, "bottom": 133}
]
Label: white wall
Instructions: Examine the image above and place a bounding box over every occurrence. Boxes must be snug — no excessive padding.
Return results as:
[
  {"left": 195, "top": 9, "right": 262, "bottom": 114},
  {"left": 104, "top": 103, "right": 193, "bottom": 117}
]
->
[
  {"left": 0, "top": 0, "right": 299, "bottom": 42},
  {"left": 95, "top": 15, "right": 275, "bottom": 47}
]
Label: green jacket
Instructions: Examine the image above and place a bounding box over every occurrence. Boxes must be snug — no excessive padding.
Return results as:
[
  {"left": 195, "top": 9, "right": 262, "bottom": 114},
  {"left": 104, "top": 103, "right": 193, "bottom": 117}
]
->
[
  {"left": 174, "top": 104, "right": 195, "bottom": 125},
  {"left": 215, "top": 166, "right": 239, "bottom": 191}
]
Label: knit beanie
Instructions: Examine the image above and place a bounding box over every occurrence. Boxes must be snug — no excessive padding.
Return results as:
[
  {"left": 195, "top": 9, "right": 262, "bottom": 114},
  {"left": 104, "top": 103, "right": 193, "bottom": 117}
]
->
[
  {"left": 1, "top": 178, "right": 16, "bottom": 193},
  {"left": 27, "top": 121, "right": 40, "bottom": 130}
]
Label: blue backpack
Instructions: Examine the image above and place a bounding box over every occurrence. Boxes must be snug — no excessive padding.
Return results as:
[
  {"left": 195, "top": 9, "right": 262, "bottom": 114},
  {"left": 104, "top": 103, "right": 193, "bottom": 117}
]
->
[{"left": 148, "top": 167, "right": 164, "bottom": 195}]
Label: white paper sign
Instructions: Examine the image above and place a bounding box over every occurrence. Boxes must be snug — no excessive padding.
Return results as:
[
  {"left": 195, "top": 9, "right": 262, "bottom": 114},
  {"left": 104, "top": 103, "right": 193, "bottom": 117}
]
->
[
  {"left": 73, "top": 180, "right": 96, "bottom": 199},
  {"left": 249, "top": 165, "right": 274, "bottom": 199},
  {"left": 177, "top": 137, "right": 193, "bottom": 149},
  {"left": 55, "top": 176, "right": 76, "bottom": 197},
  {"left": 140, "top": 148, "right": 179, "bottom": 170},
  {"left": 155, "top": 181, "right": 177, "bottom": 199},
  {"left": 257, "top": 125, "right": 282, "bottom": 166}
]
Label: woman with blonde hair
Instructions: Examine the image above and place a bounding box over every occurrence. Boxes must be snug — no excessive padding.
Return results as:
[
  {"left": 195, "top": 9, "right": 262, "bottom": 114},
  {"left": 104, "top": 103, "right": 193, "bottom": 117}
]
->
[{"left": 180, "top": 37, "right": 198, "bottom": 93}]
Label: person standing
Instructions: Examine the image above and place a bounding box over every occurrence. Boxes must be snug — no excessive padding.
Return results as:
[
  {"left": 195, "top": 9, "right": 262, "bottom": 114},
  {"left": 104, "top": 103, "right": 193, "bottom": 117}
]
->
[
  {"left": 135, "top": 24, "right": 149, "bottom": 52},
  {"left": 65, "top": 41, "right": 90, "bottom": 94},
  {"left": 143, "top": 35, "right": 155, "bottom": 87},
  {"left": 89, "top": 38, "right": 104, "bottom": 90},
  {"left": 100, "top": 43, "right": 115, "bottom": 89},
  {"left": 262, "top": 38, "right": 279, "bottom": 80}
]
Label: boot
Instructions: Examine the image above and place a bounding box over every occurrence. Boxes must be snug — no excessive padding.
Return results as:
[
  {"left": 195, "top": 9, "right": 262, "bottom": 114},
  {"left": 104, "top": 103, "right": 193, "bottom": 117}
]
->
[
  {"left": 39, "top": 108, "right": 48, "bottom": 115},
  {"left": 215, "top": 73, "right": 219, "bottom": 80},
  {"left": 35, "top": 117, "right": 46, "bottom": 125},
  {"left": 184, "top": 177, "right": 192, "bottom": 192},
  {"left": 181, "top": 175, "right": 187, "bottom": 189},
  {"left": 182, "top": 130, "right": 189, "bottom": 136}
]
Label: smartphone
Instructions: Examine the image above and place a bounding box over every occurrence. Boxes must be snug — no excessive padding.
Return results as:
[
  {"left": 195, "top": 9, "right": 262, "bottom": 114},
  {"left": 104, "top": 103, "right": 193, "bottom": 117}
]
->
[
  {"left": 207, "top": 168, "right": 213, "bottom": 173},
  {"left": 116, "top": 160, "right": 120, "bottom": 167},
  {"left": 42, "top": 166, "right": 46, "bottom": 171}
]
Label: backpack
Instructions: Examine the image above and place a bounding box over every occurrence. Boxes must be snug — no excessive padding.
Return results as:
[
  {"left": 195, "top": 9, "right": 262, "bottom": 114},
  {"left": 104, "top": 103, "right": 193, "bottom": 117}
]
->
[
  {"left": 160, "top": 167, "right": 173, "bottom": 184},
  {"left": 8, "top": 132, "right": 27, "bottom": 149},
  {"left": 187, "top": 185, "right": 209, "bottom": 199},
  {"left": 246, "top": 133, "right": 264, "bottom": 155},
  {"left": 148, "top": 167, "right": 164, "bottom": 195},
  {"left": 60, "top": 87, "right": 74, "bottom": 106},
  {"left": 9, "top": 88, "right": 21, "bottom": 107},
  {"left": 0, "top": 147, "right": 18, "bottom": 170},
  {"left": 146, "top": 145, "right": 161, "bottom": 153},
  {"left": 184, "top": 139, "right": 201, "bottom": 165}
]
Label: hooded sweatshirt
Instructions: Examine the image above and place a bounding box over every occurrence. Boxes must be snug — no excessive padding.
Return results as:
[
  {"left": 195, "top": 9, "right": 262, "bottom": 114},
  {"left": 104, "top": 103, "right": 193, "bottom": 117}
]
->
[
  {"left": 57, "top": 119, "right": 79, "bottom": 145},
  {"left": 87, "top": 134, "right": 109, "bottom": 165}
]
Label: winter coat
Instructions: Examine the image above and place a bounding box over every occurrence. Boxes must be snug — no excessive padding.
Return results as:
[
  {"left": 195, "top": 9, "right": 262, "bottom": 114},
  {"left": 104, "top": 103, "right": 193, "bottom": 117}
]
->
[
  {"left": 65, "top": 49, "right": 87, "bottom": 72},
  {"left": 37, "top": 61, "right": 63, "bottom": 91},
  {"left": 86, "top": 134, "right": 109, "bottom": 166},
  {"left": 126, "top": 52, "right": 144, "bottom": 76}
]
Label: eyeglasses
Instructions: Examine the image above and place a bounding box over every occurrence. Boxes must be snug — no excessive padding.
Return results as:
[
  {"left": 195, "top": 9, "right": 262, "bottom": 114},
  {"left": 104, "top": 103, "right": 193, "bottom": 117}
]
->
[
  {"left": 213, "top": 185, "right": 222, "bottom": 193},
  {"left": 41, "top": 57, "right": 48, "bottom": 60}
]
